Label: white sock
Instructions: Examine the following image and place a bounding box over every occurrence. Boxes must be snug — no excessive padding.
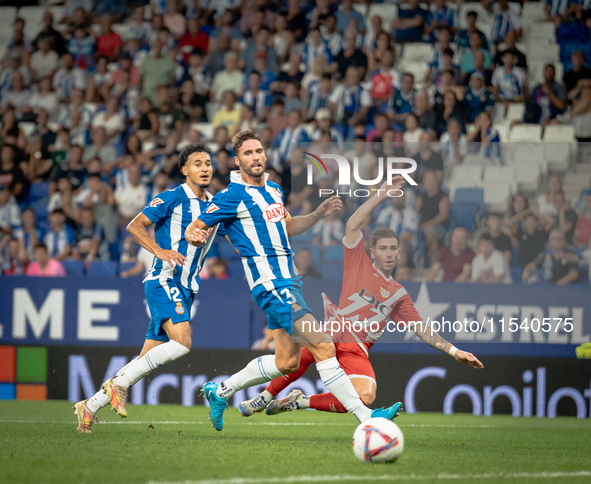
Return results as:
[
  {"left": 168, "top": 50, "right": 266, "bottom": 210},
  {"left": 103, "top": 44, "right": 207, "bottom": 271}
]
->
[
  {"left": 116, "top": 341, "right": 190, "bottom": 388},
  {"left": 316, "top": 357, "right": 371, "bottom": 422},
  {"left": 260, "top": 390, "right": 274, "bottom": 403},
  {"left": 216, "top": 355, "right": 283, "bottom": 399},
  {"left": 295, "top": 393, "right": 310, "bottom": 409}
]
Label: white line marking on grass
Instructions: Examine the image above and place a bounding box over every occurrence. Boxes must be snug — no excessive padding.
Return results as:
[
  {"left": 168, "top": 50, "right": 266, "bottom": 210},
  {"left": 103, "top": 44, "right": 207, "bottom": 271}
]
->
[
  {"left": 147, "top": 471, "right": 591, "bottom": 484},
  {"left": 0, "top": 420, "right": 497, "bottom": 428}
]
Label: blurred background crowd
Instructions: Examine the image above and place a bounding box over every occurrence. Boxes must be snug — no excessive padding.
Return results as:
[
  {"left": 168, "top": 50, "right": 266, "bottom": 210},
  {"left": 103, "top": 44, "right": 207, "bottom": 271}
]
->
[{"left": 0, "top": 0, "right": 590, "bottom": 285}]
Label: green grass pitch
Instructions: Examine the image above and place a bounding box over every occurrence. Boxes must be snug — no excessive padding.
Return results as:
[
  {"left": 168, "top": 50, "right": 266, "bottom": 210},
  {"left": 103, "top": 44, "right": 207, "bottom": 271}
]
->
[{"left": 1, "top": 401, "right": 590, "bottom": 484}]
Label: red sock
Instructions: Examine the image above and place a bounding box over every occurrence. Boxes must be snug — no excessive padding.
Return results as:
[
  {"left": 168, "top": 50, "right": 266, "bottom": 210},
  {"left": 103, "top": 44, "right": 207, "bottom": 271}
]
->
[
  {"left": 266, "top": 347, "right": 316, "bottom": 396},
  {"left": 310, "top": 393, "right": 347, "bottom": 413}
]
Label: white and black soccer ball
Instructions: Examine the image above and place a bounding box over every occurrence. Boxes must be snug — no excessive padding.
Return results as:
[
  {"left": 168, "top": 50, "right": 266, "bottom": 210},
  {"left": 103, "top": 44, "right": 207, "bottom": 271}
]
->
[{"left": 352, "top": 417, "right": 404, "bottom": 463}]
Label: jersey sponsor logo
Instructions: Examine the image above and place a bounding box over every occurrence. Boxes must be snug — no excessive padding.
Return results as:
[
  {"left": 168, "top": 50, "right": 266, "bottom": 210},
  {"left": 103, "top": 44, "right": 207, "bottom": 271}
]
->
[
  {"left": 150, "top": 198, "right": 164, "bottom": 207},
  {"left": 262, "top": 203, "right": 286, "bottom": 223},
  {"left": 205, "top": 204, "right": 220, "bottom": 214},
  {"left": 175, "top": 302, "right": 185, "bottom": 315},
  {"left": 381, "top": 287, "right": 390, "bottom": 298}
]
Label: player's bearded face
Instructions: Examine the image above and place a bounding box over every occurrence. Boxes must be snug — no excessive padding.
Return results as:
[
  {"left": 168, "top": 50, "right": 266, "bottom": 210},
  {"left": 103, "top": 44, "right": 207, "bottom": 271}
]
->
[
  {"left": 237, "top": 140, "right": 267, "bottom": 178},
  {"left": 370, "top": 238, "right": 400, "bottom": 274}
]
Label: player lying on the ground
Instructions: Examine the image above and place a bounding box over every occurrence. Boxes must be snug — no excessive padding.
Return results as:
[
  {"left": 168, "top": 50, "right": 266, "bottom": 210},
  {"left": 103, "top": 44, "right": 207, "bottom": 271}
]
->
[
  {"left": 238, "top": 178, "right": 483, "bottom": 417},
  {"left": 73, "top": 144, "right": 222, "bottom": 433},
  {"left": 185, "top": 130, "right": 404, "bottom": 431}
]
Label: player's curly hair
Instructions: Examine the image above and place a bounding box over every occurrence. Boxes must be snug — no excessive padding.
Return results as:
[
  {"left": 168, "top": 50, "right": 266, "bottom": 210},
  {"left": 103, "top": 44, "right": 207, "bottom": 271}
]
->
[
  {"left": 178, "top": 143, "right": 211, "bottom": 171},
  {"left": 232, "top": 129, "right": 262, "bottom": 155},
  {"left": 371, "top": 227, "right": 400, "bottom": 248}
]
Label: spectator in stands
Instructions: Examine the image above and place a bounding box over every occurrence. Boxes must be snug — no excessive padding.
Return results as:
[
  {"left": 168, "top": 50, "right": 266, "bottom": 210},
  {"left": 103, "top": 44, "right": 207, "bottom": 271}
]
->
[
  {"left": 312, "top": 212, "right": 344, "bottom": 248},
  {"left": 563, "top": 50, "right": 591, "bottom": 98},
  {"left": 335, "top": 0, "right": 366, "bottom": 33},
  {"left": 92, "top": 97, "right": 125, "bottom": 141},
  {"left": 403, "top": 113, "right": 424, "bottom": 157},
  {"left": 272, "top": 52, "right": 304, "bottom": 92},
  {"left": 212, "top": 90, "right": 240, "bottom": 136},
  {"left": 466, "top": 112, "right": 502, "bottom": 162},
  {"left": 457, "top": 10, "right": 488, "bottom": 50},
  {"left": 332, "top": 29, "right": 368, "bottom": 80},
  {"left": 522, "top": 228, "right": 579, "bottom": 284},
  {"left": 44, "top": 208, "right": 74, "bottom": 260},
  {"left": 295, "top": 247, "right": 321, "bottom": 279},
  {"left": 415, "top": 132, "right": 444, "bottom": 183},
  {"left": 240, "top": 27, "right": 277, "bottom": 74},
  {"left": 460, "top": 32, "right": 491, "bottom": 82},
  {"left": 0, "top": 186, "right": 20, "bottom": 239},
  {"left": 461, "top": 49, "right": 492, "bottom": 87},
  {"left": 0, "top": 145, "right": 26, "bottom": 200},
  {"left": 387, "top": 72, "right": 416, "bottom": 128},
  {"left": 560, "top": 79, "right": 591, "bottom": 141},
  {"left": 492, "top": 52, "right": 527, "bottom": 105},
  {"left": 424, "top": 28, "right": 455, "bottom": 85},
  {"left": 34, "top": 11, "right": 67, "bottom": 56},
  {"left": 53, "top": 52, "right": 86, "bottom": 101},
  {"left": 1, "top": 237, "right": 27, "bottom": 275},
  {"left": 68, "top": 25, "right": 96, "bottom": 71},
  {"left": 536, "top": 174, "right": 563, "bottom": 217},
  {"left": 516, "top": 213, "right": 549, "bottom": 269},
  {"left": 155, "top": 86, "right": 185, "bottom": 142},
  {"left": 48, "top": 176, "right": 75, "bottom": 213},
  {"left": 485, "top": 0, "right": 522, "bottom": 44},
  {"left": 416, "top": 170, "right": 449, "bottom": 261},
  {"left": 58, "top": 88, "right": 92, "bottom": 129},
  {"left": 14, "top": 208, "right": 41, "bottom": 263},
  {"left": 369, "top": 48, "right": 399, "bottom": 110},
  {"left": 531, "top": 64, "right": 567, "bottom": 128},
  {"left": 549, "top": 190, "right": 578, "bottom": 245},
  {"left": 83, "top": 127, "right": 118, "bottom": 167},
  {"left": 393, "top": 0, "right": 427, "bottom": 44},
  {"left": 126, "top": 5, "right": 153, "bottom": 45},
  {"left": 1, "top": 72, "right": 30, "bottom": 120},
  {"left": 134, "top": 97, "right": 159, "bottom": 141},
  {"left": 482, "top": 213, "right": 513, "bottom": 264},
  {"left": 71, "top": 207, "right": 104, "bottom": 268},
  {"left": 329, "top": 67, "right": 371, "bottom": 134},
  {"left": 574, "top": 193, "right": 591, "bottom": 247},
  {"left": 545, "top": 0, "right": 578, "bottom": 27},
  {"left": 464, "top": 72, "right": 495, "bottom": 123},
  {"left": 140, "top": 39, "right": 176, "bottom": 106},
  {"left": 241, "top": 71, "right": 271, "bottom": 122},
  {"left": 507, "top": 192, "right": 532, "bottom": 240},
  {"left": 96, "top": 14, "right": 123, "bottom": 62},
  {"left": 273, "top": 111, "right": 311, "bottom": 165},
  {"left": 414, "top": 91, "right": 437, "bottom": 132},
  {"left": 0, "top": 51, "right": 30, "bottom": 92},
  {"left": 28, "top": 76, "right": 59, "bottom": 119},
  {"left": 267, "top": 99, "right": 289, "bottom": 139},
  {"left": 435, "top": 89, "right": 465, "bottom": 138},
  {"left": 493, "top": 30, "right": 527, "bottom": 70},
  {"left": 210, "top": 51, "right": 243, "bottom": 103},
  {"left": 205, "top": 33, "right": 231, "bottom": 78},
  {"left": 179, "top": 19, "right": 208, "bottom": 63},
  {"left": 424, "top": 0, "right": 458, "bottom": 43},
  {"left": 305, "top": 73, "right": 333, "bottom": 122},
  {"left": 427, "top": 227, "right": 475, "bottom": 281},
  {"left": 30, "top": 36, "right": 59, "bottom": 83},
  {"left": 470, "top": 236, "right": 512, "bottom": 283},
  {"left": 83, "top": 174, "right": 118, "bottom": 244},
  {"left": 163, "top": 0, "right": 186, "bottom": 38},
  {"left": 374, "top": 192, "right": 419, "bottom": 267},
  {"left": 440, "top": 118, "right": 468, "bottom": 165},
  {"left": 26, "top": 243, "right": 66, "bottom": 277},
  {"left": 114, "top": 163, "right": 149, "bottom": 226}
]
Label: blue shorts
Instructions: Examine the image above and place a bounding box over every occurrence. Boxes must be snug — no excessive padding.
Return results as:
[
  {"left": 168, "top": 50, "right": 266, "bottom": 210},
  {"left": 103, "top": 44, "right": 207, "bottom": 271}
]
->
[
  {"left": 144, "top": 279, "right": 194, "bottom": 342},
  {"left": 251, "top": 280, "right": 312, "bottom": 336}
]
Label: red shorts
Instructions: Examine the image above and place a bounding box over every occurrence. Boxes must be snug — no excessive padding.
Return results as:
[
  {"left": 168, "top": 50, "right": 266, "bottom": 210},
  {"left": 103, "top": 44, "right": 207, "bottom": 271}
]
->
[{"left": 335, "top": 343, "right": 376, "bottom": 385}]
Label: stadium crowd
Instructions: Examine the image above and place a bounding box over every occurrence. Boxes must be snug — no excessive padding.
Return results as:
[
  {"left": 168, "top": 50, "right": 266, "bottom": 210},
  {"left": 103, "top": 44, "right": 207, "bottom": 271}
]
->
[{"left": 0, "top": 0, "right": 590, "bottom": 285}]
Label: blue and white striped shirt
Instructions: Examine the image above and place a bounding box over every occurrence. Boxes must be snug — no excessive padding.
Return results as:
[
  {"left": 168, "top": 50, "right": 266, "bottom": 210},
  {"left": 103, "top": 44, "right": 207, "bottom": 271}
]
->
[
  {"left": 491, "top": 4, "right": 522, "bottom": 43},
  {"left": 142, "top": 184, "right": 225, "bottom": 293},
  {"left": 197, "top": 171, "right": 292, "bottom": 290}
]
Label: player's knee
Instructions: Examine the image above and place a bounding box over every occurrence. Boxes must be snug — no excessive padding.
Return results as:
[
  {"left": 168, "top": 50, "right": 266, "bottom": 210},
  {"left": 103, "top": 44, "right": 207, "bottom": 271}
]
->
[
  {"left": 359, "top": 390, "right": 376, "bottom": 406},
  {"left": 172, "top": 335, "right": 192, "bottom": 350},
  {"left": 277, "top": 357, "right": 299, "bottom": 374}
]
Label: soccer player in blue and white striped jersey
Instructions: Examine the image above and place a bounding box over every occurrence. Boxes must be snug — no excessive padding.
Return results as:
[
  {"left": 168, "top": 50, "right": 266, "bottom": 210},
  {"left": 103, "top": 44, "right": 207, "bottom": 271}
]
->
[
  {"left": 73, "top": 143, "right": 226, "bottom": 433},
  {"left": 186, "top": 129, "right": 403, "bottom": 431}
]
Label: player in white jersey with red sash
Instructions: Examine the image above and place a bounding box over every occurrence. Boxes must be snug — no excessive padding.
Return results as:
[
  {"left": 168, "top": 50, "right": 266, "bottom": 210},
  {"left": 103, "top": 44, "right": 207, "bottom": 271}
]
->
[{"left": 240, "top": 177, "right": 483, "bottom": 416}]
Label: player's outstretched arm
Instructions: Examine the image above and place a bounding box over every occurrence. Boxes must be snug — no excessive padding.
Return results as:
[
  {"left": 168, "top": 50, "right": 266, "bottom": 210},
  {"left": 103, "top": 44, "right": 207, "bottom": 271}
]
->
[
  {"left": 127, "top": 213, "right": 187, "bottom": 268},
  {"left": 289, "top": 195, "right": 343, "bottom": 236},
  {"left": 412, "top": 322, "right": 484, "bottom": 369},
  {"left": 344, "top": 175, "right": 405, "bottom": 246},
  {"left": 185, "top": 219, "right": 209, "bottom": 247}
]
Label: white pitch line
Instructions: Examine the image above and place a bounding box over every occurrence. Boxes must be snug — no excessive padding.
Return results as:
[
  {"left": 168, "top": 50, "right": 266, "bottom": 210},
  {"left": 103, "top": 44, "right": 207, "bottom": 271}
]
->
[
  {"left": 0, "top": 420, "right": 498, "bottom": 428},
  {"left": 147, "top": 471, "right": 591, "bottom": 484}
]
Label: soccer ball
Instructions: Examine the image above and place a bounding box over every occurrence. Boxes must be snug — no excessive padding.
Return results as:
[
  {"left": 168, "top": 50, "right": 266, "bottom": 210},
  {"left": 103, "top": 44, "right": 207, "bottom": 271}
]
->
[{"left": 352, "top": 417, "right": 404, "bottom": 463}]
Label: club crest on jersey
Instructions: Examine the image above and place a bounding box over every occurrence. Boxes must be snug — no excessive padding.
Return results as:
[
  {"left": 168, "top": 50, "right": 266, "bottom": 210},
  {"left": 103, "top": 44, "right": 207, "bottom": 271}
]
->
[
  {"left": 205, "top": 204, "right": 219, "bottom": 214},
  {"left": 272, "top": 187, "right": 282, "bottom": 200},
  {"left": 380, "top": 287, "right": 390, "bottom": 298},
  {"left": 175, "top": 302, "right": 185, "bottom": 314},
  {"left": 150, "top": 198, "right": 164, "bottom": 207},
  {"left": 263, "top": 203, "right": 286, "bottom": 223}
]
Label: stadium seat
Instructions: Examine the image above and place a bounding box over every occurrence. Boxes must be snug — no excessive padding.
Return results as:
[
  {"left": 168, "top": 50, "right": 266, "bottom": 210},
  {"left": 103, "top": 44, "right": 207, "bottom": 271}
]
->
[
  {"left": 192, "top": 122, "right": 213, "bottom": 140},
  {"left": 526, "top": 41, "right": 560, "bottom": 63},
  {"left": 513, "top": 162, "right": 541, "bottom": 192},
  {"left": 18, "top": 122, "right": 36, "bottom": 138},
  {"left": 483, "top": 166, "right": 514, "bottom": 184},
  {"left": 112, "top": 23, "right": 130, "bottom": 39},
  {"left": 0, "top": 7, "right": 17, "bottom": 26},
  {"left": 27, "top": 181, "right": 49, "bottom": 203},
  {"left": 453, "top": 187, "right": 486, "bottom": 214},
  {"left": 30, "top": 200, "right": 49, "bottom": 223},
  {"left": 321, "top": 261, "right": 343, "bottom": 281},
  {"left": 544, "top": 143, "right": 572, "bottom": 172},
  {"left": 450, "top": 165, "right": 482, "bottom": 184},
  {"left": 483, "top": 182, "right": 511, "bottom": 212},
  {"left": 522, "top": 2, "right": 546, "bottom": 21},
  {"left": 352, "top": 3, "right": 368, "bottom": 16},
  {"left": 19, "top": 6, "right": 45, "bottom": 39},
  {"left": 48, "top": 6, "right": 65, "bottom": 23},
  {"left": 543, "top": 125, "right": 575, "bottom": 142},
  {"left": 524, "top": 22, "right": 555, "bottom": 42},
  {"left": 509, "top": 124, "right": 542, "bottom": 142},
  {"left": 62, "top": 260, "right": 85, "bottom": 277},
  {"left": 445, "top": 180, "right": 483, "bottom": 202},
  {"left": 560, "top": 43, "right": 590, "bottom": 64},
  {"left": 458, "top": 2, "right": 490, "bottom": 30},
  {"left": 556, "top": 23, "right": 587, "bottom": 43},
  {"left": 87, "top": 260, "right": 118, "bottom": 277},
  {"left": 323, "top": 245, "right": 344, "bottom": 262},
  {"left": 505, "top": 103, "right": 525, "bottom": 124},
  {"left": 492, "top": 124, "right": 510, "bottom": 142},
  {"left": 400, "top": 43, "right": 432, "bottom": 64},
  {"left": 399, "top": 61, "right": 429, "bottom": 87},
  {"left": 492, "top": 103, "right": 506, "bottom": 124},
  {"left": 508, "top": 2, "right": 521, "bottom": 14},
  {"left": 448, "top": 202, "right": 481, "bottom": 233}
]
